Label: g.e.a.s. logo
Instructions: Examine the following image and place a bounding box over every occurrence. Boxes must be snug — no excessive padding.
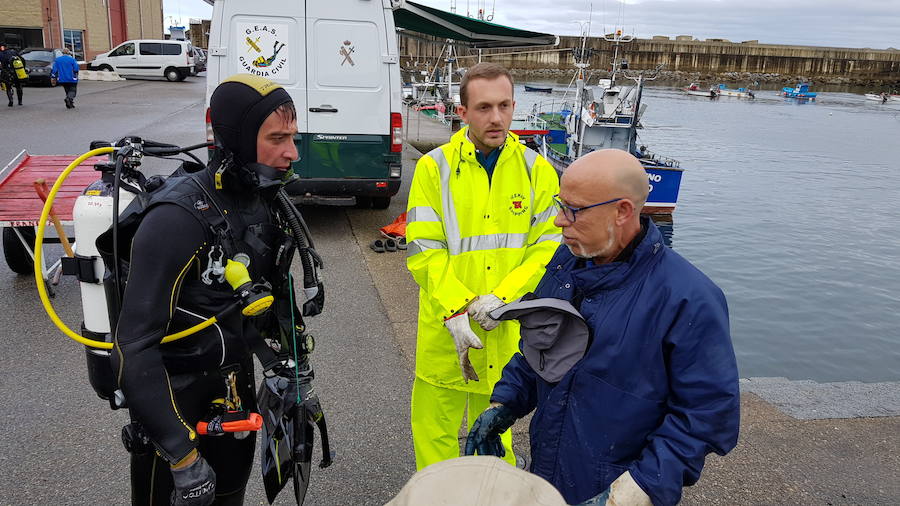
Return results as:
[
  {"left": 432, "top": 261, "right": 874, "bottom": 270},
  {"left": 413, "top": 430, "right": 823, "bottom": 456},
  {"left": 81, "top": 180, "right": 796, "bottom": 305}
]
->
[
  {"left": 239, "top": 24, "right": 289, "bottom": 79},
  {"left": 508, "top": 192, "right": 528, "bottom": 216}
]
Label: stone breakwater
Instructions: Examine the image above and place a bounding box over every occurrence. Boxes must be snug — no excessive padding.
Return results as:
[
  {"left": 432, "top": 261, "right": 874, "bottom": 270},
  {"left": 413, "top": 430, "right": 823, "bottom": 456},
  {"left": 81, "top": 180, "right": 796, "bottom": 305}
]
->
[
  {"left": 507, "top": 68, "right": 885, "bottom": 87},
  {"left": 400, "top": 33, "right": 900, "bottom": 87}
]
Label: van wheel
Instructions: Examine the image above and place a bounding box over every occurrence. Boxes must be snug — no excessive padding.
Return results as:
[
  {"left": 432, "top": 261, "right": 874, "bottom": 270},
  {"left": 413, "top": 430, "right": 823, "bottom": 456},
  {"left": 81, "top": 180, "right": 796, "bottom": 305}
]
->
[
  {"left": 2, "top": 226, "right": 36, "bottom": 275},
  {"left": 165, "top": 67, "right": 181, "bottom": 82},
  {"left": 372, "top": 197, "right": 391, "bottom": 210},
  {"left": 98, "top": 64, "right": 113, "bottom": 72}
]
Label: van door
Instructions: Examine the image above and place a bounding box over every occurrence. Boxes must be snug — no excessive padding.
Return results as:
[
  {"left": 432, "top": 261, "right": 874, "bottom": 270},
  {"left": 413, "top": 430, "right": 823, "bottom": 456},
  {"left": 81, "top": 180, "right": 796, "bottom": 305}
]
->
[
  {"left": 108, "top": 42, "right": 138, "bottom": 75},
  {"left": 138, "top": 42, "right": 163, "bottom": 76},
  {"left": 215, "top": 0, "right": 307, "bottom": 129}
]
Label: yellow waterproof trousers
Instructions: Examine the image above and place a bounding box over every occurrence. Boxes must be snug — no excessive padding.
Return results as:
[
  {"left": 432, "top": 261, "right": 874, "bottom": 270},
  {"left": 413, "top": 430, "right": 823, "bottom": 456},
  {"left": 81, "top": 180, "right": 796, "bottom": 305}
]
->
[{"left": 411, "top": 377, "right": 515, "bottom": 470}]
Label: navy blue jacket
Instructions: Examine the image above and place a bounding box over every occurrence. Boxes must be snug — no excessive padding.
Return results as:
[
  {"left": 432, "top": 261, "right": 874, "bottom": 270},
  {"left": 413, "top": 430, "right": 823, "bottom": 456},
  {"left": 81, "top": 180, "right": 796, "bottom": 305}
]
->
[{"left": 491, "top": 219, "right": 740, "bottom": 505}]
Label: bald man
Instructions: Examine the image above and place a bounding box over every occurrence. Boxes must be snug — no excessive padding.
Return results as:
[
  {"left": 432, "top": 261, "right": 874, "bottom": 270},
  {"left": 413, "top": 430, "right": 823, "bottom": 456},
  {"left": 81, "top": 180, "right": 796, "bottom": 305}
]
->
[{"left": 467, "top": 149, "right": 740, "bottom": 505}]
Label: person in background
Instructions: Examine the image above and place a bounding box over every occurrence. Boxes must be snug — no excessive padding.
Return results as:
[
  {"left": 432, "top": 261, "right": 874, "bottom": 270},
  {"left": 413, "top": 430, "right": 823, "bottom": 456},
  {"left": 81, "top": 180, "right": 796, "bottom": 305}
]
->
[
  {"left": 467, "top": 149, "right": 740, "bottom": 505},
  {"left": 405, "top": 62, "right": 561, "bottom": 470},
  {"left": 51, "top": 48, "right": 80, "bottom": 109},
  {"left": 0, "top": 43, "right": 25, "bottom": 107}
]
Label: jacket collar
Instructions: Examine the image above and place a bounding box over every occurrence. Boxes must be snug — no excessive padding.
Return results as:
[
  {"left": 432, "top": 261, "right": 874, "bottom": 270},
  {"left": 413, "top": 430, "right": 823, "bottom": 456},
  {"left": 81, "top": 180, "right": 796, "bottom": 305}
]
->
[
  {"left": 563, "top": 216, "right": 665, "bottom": 294},
  {"left": 450, "top": 127, "right": 520, "bottom": 164}
]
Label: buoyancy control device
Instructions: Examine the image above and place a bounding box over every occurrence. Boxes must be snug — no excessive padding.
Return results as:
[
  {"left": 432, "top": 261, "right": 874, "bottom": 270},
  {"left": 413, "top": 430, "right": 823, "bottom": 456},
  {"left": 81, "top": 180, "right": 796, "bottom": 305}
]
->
[{"left": 35, "top": 138, "right": 332, "bottom": 505}]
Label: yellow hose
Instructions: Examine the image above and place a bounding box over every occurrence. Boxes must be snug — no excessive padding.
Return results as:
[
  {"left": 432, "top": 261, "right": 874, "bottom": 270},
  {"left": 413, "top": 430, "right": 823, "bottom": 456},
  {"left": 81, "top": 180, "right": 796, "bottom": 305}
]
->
[{"left": 34, "top": 147, "right": 222, "bottom": 350}]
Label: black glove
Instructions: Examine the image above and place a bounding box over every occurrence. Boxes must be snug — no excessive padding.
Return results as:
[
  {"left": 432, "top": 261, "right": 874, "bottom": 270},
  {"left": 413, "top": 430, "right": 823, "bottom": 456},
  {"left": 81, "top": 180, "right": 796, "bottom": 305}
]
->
[
  {"left": 464, "top": 404, "right": 518, "bottom": 457},
  {"left": 170, "top": 454, "right": 216, "bottom": 506}
]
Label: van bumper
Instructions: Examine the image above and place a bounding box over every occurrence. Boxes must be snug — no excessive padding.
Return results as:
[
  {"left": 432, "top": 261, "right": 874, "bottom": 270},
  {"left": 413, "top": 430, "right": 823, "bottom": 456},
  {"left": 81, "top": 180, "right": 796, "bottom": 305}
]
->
[{"left": 285, "top": 177, "right": 401, "bottom": 199}]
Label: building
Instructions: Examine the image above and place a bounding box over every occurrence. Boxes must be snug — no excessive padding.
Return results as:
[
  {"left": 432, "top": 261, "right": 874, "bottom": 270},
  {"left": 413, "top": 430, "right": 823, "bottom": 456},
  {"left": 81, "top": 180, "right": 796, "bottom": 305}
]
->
[
  {"left": 0, "top": 0, "right": 163, "bottom": 61},
  {"left": 189, "top": 19, "right": 211, "bottom": 49}
]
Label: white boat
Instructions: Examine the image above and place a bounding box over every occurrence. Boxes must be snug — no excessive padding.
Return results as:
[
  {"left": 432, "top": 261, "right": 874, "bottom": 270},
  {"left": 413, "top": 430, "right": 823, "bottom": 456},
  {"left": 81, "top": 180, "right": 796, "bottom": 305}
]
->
[
  {"left": 683, "top": 83, "right": 717, "bottom": 98},
  {"left": 520, "top": 31, "right": 685, "bottom": 215},
  {"left": 716, "top": 84, "right": 755, "bottom": 98},
  {"left": 865, "top": 93, "right": 891, "bottom": 103}
]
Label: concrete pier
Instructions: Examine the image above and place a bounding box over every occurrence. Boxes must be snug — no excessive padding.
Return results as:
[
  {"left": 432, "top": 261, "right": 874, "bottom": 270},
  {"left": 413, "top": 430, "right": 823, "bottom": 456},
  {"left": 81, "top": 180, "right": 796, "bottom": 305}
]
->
[{"left": 351, "top": 109, "right": 900, "bottom": 503}]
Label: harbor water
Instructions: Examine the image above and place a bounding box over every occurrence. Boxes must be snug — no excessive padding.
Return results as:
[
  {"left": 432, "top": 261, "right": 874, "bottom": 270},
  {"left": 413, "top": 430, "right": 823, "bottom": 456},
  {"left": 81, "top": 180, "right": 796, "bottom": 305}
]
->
[{"left": 515, "top": 83, "right": 900, "bottom": 382}]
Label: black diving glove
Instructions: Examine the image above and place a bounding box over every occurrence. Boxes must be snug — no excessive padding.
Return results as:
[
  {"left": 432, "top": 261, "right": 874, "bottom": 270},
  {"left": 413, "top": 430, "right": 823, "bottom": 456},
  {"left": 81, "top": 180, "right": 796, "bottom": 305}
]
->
[
  {"left": 464, "top": 404, "right": 518, "bottom": 457},
  {"left": 170, "top": 453, "right": 216, "bottom": 506}
]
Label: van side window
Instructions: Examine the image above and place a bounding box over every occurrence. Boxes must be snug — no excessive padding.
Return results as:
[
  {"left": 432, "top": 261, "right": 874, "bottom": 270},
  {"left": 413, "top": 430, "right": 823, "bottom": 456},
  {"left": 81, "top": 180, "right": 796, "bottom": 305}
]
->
[
  {"left": 161, "top": 44, "right": 182, "bottom": 56},
  {"left": 111, "top": 43, "right": 135, "bottom": 57},
  {"left": 140, "top": 43, "right": 163, "bottom": 56}
]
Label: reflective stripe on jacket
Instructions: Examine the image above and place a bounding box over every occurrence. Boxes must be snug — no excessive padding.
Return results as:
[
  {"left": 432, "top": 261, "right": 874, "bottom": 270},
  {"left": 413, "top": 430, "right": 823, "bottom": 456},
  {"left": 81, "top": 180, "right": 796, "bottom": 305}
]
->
[{"left": 406, "top": 127, "right": 561, "bottom": 394}]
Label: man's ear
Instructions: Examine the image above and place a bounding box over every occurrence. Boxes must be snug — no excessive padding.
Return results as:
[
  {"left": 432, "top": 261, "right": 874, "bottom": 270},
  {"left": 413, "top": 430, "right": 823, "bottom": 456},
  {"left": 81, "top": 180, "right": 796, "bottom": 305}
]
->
[
  {"left": 616, "top": 199, "right": 636, "bottom": 224},
  {"left": 456, "top": 104, "right": 467, "bottom": 123}
]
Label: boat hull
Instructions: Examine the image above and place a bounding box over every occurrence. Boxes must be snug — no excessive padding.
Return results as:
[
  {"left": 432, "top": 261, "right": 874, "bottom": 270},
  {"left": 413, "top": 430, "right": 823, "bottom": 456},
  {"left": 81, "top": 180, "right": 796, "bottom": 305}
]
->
[
  {"left": 684, "top": 89, "right": 717, "bottom": 97},
  {"left": 542, "top": 146, "right": 683, "bottom": 214}
]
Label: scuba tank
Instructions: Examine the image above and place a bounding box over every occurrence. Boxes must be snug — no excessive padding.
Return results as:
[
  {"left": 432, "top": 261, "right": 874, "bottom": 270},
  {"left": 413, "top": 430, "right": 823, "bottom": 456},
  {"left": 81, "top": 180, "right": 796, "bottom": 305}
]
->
[
  {"left": 12, "top": 56, "right": 27, "bottom": 81},
  {"left": 68, "top": 141, "right": 142, "bottom": 407}
]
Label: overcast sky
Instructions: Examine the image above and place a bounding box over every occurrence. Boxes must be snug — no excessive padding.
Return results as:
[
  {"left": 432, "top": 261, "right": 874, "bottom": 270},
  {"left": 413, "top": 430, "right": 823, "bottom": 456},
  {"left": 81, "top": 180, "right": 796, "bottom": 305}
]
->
[{"left": 164, "top": 0, "right": 899, "bottom": 49}]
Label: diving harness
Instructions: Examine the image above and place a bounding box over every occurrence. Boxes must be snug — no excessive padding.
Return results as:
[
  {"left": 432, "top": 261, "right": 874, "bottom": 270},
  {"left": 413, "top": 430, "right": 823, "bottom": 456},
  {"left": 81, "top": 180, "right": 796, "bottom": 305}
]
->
[{"left": 33, "top": 137, "right": 332, "bottom": 503}]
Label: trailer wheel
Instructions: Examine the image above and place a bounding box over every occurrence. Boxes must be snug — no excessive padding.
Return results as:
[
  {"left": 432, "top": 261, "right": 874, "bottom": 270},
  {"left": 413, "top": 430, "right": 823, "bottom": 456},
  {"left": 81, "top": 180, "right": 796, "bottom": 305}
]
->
[{"left": 2, "top": 226, "right": 36, "bottom": 275}]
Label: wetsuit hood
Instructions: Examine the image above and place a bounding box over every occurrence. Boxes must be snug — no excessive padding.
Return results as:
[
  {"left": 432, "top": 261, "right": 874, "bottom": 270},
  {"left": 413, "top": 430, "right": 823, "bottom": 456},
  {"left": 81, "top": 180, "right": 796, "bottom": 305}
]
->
[
  {"left": 210, "top": 74, "right": 293, "bottom": 165},
  {"left": 209, "top": 74, "right": 296, "bottom": 197}
]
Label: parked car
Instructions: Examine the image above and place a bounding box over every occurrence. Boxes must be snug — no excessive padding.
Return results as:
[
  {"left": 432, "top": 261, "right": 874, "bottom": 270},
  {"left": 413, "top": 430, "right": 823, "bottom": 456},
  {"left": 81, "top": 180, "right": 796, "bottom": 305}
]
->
[
  {"left": 20, "top": 48, "right": 63, "bottom": 86},
  {"left": 89, "top": 39, "right": 195, "bottom": 81},
  {"left": 193, "top": 47, "right": 207, "bottom": 74}
]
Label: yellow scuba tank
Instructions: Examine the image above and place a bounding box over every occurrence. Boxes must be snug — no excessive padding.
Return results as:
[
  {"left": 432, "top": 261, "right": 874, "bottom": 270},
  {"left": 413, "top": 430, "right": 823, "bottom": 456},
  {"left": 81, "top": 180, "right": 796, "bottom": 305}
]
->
[{"left": 12, "top": 56, "right": 27, "bottom": 80}]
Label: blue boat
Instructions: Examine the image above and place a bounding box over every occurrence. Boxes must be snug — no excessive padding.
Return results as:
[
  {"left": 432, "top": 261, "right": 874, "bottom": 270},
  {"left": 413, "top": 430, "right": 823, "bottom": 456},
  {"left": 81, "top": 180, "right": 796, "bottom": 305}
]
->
[
  {"left": 516, "top": 31, "right": 684, "bottom": 214},
  {"left": 782, "top": 82, "right": 817, "bottom": 100},
  {"left": 524, "top": 85, "right": 553, "bottom": 93}
]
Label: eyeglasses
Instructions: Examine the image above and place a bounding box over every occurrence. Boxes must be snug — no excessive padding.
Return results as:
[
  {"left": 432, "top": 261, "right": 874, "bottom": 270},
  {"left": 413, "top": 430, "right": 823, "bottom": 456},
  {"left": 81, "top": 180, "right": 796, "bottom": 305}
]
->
[{"left": 552, "top": 194, "right": 623, "bottom": 222}]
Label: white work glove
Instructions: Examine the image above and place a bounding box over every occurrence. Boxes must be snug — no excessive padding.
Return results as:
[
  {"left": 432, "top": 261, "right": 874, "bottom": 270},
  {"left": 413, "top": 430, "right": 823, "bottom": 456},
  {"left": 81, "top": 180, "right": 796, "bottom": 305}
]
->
[
  {"left": 467, "top": 294, "right": 505, "bottom": 331},
  {"left": 607, "top": 471, "right": 652, "bottom": 506},
  {"left": 444, "top": 312, "right": 484, "bottom": 382}
]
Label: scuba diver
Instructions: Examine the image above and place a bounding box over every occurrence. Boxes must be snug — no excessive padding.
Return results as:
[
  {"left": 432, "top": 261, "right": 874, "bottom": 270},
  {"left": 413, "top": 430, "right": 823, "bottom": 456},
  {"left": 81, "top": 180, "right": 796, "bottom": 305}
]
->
[
  {"left": 96, "top": 74, "right": 328, "bottom": 505},
  {"left": 0, "top": 43, "right": 25, "bottom": 106}
]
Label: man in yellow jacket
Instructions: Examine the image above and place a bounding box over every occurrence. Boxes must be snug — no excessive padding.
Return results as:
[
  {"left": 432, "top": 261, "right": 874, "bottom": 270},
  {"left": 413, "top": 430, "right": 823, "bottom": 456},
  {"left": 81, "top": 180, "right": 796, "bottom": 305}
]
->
[{"left": 406, "top": 62, "right": 561, "bottom": 469}]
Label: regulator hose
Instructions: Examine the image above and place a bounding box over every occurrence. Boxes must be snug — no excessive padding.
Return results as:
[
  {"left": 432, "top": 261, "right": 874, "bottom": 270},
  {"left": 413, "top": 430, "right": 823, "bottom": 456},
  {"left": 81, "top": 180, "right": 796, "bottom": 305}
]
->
[
  {"left": 275, "top": 188, "right": 324, "bottom": 316},
  {"left": 34, "top": 147, "right": 237, "bottom": 350}
]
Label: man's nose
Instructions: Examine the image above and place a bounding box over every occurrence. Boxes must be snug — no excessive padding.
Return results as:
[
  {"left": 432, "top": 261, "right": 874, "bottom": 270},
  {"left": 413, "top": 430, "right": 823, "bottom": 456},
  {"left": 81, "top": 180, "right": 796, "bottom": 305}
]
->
[
  {"left": 489, "top": 106, "right": 502, "bottom": 124},
  {"left": 285, "top": 140, "right": 299, "bottom": 162},
  {"left": 553, "top": 209, "right": 569, "bottom": 228}
]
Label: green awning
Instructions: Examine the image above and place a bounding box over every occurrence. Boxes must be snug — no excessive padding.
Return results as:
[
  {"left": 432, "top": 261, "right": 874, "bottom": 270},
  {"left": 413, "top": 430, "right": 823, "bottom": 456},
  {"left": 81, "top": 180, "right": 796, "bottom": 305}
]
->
[{"left": 393, "top": 1, "right": 558, "bottom": 48}]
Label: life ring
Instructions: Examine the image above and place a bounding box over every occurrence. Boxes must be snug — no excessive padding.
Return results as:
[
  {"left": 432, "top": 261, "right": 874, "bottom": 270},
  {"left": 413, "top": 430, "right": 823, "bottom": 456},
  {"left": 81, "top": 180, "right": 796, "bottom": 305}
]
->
[{"left": 588, "top": 103, "right": 597, "bottom": 119}]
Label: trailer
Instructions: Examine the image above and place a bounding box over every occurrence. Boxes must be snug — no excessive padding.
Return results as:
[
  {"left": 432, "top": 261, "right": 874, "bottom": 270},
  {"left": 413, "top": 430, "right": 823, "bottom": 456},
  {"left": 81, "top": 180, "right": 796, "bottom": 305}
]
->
[{"left": 0, "top": 150, "right": 104, "bottom": 285}]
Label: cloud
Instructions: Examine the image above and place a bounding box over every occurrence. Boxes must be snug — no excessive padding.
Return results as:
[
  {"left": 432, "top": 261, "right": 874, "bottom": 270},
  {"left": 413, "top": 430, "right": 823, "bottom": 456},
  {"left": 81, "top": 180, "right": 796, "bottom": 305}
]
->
[{"left": 412, "top": 0, "right": 900, "bottom": 49}]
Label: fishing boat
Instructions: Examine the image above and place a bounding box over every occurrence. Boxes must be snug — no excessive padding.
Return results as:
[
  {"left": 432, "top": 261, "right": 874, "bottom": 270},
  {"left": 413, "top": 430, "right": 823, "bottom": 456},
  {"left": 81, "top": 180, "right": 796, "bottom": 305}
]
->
[
  {"left": 716, "top": 84, "right": 755, "bottom": 98},
  {"left": 782, "top": 83, "right": 817, "bottom": 100},
  {"left": 524, "top": 85, "right": 553, "bottom": 93},
  {"left": 865, "top": 93, "right": 891, "bottom": 103},
  {"left": 683, "top": 83, "right": 718, "bottom": 98},
  {"left": 517, "top": 30, "right": 684, "bottom": 215}
]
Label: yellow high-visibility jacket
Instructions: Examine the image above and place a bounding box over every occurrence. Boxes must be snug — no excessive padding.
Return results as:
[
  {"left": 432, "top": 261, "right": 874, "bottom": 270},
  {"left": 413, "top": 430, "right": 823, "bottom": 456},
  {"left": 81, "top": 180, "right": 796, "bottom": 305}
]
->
[{"left": 406, "top": 128, "right": 561, "bottom": 394}]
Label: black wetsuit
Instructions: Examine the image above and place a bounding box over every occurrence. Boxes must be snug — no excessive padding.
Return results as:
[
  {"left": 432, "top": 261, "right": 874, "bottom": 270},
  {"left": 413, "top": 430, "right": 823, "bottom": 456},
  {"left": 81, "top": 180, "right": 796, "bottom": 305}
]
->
[
  {"left": 108, "top": 165, "right": 300, "bottom": 505},
  {"left": 0, "top": 49, "right": 24, "bottom": 106}
]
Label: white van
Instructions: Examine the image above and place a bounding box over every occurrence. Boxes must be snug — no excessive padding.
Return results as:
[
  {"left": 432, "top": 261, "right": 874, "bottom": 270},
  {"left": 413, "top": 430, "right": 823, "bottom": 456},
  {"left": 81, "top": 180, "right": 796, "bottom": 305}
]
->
[
  {"left": 90, "top": 39, "right": 196, "bottom": 81},
  {"left": 206, "top": 0, "right": 403, "bottom": 208}
]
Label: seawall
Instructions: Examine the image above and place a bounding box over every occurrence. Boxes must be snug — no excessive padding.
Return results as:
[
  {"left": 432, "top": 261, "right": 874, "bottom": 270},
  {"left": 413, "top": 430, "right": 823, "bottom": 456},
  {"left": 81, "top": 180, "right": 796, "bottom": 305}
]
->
[{"left": 399, "top": 33, "right": 900, "bottom": 86}]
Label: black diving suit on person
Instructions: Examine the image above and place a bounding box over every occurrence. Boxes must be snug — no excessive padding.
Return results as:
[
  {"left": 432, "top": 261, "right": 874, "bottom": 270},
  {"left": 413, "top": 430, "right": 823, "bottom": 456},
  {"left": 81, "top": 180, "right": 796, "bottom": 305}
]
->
[{"left": 97, "top": 74, "right": 320, "bottom": 506}]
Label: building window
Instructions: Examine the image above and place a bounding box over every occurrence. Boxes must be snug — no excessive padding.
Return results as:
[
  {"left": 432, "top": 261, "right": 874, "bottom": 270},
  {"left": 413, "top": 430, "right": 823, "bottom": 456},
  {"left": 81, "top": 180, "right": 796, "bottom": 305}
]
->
[
  {"left": 1, "top": 27, "right": 45, "bottom": 50},
  {"left": 63, "top": 29, "right": 84, "bottom": 61}
]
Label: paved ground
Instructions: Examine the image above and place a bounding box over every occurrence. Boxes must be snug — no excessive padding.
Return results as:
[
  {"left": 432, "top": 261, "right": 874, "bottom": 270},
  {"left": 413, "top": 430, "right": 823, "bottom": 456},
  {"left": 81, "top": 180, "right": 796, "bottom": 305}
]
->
[
  {"left": 0, "top": 77, "right": 416, "bottom": 505},
  {"left": 1, "top": 79, "right": 898, "bottom": 505}
]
